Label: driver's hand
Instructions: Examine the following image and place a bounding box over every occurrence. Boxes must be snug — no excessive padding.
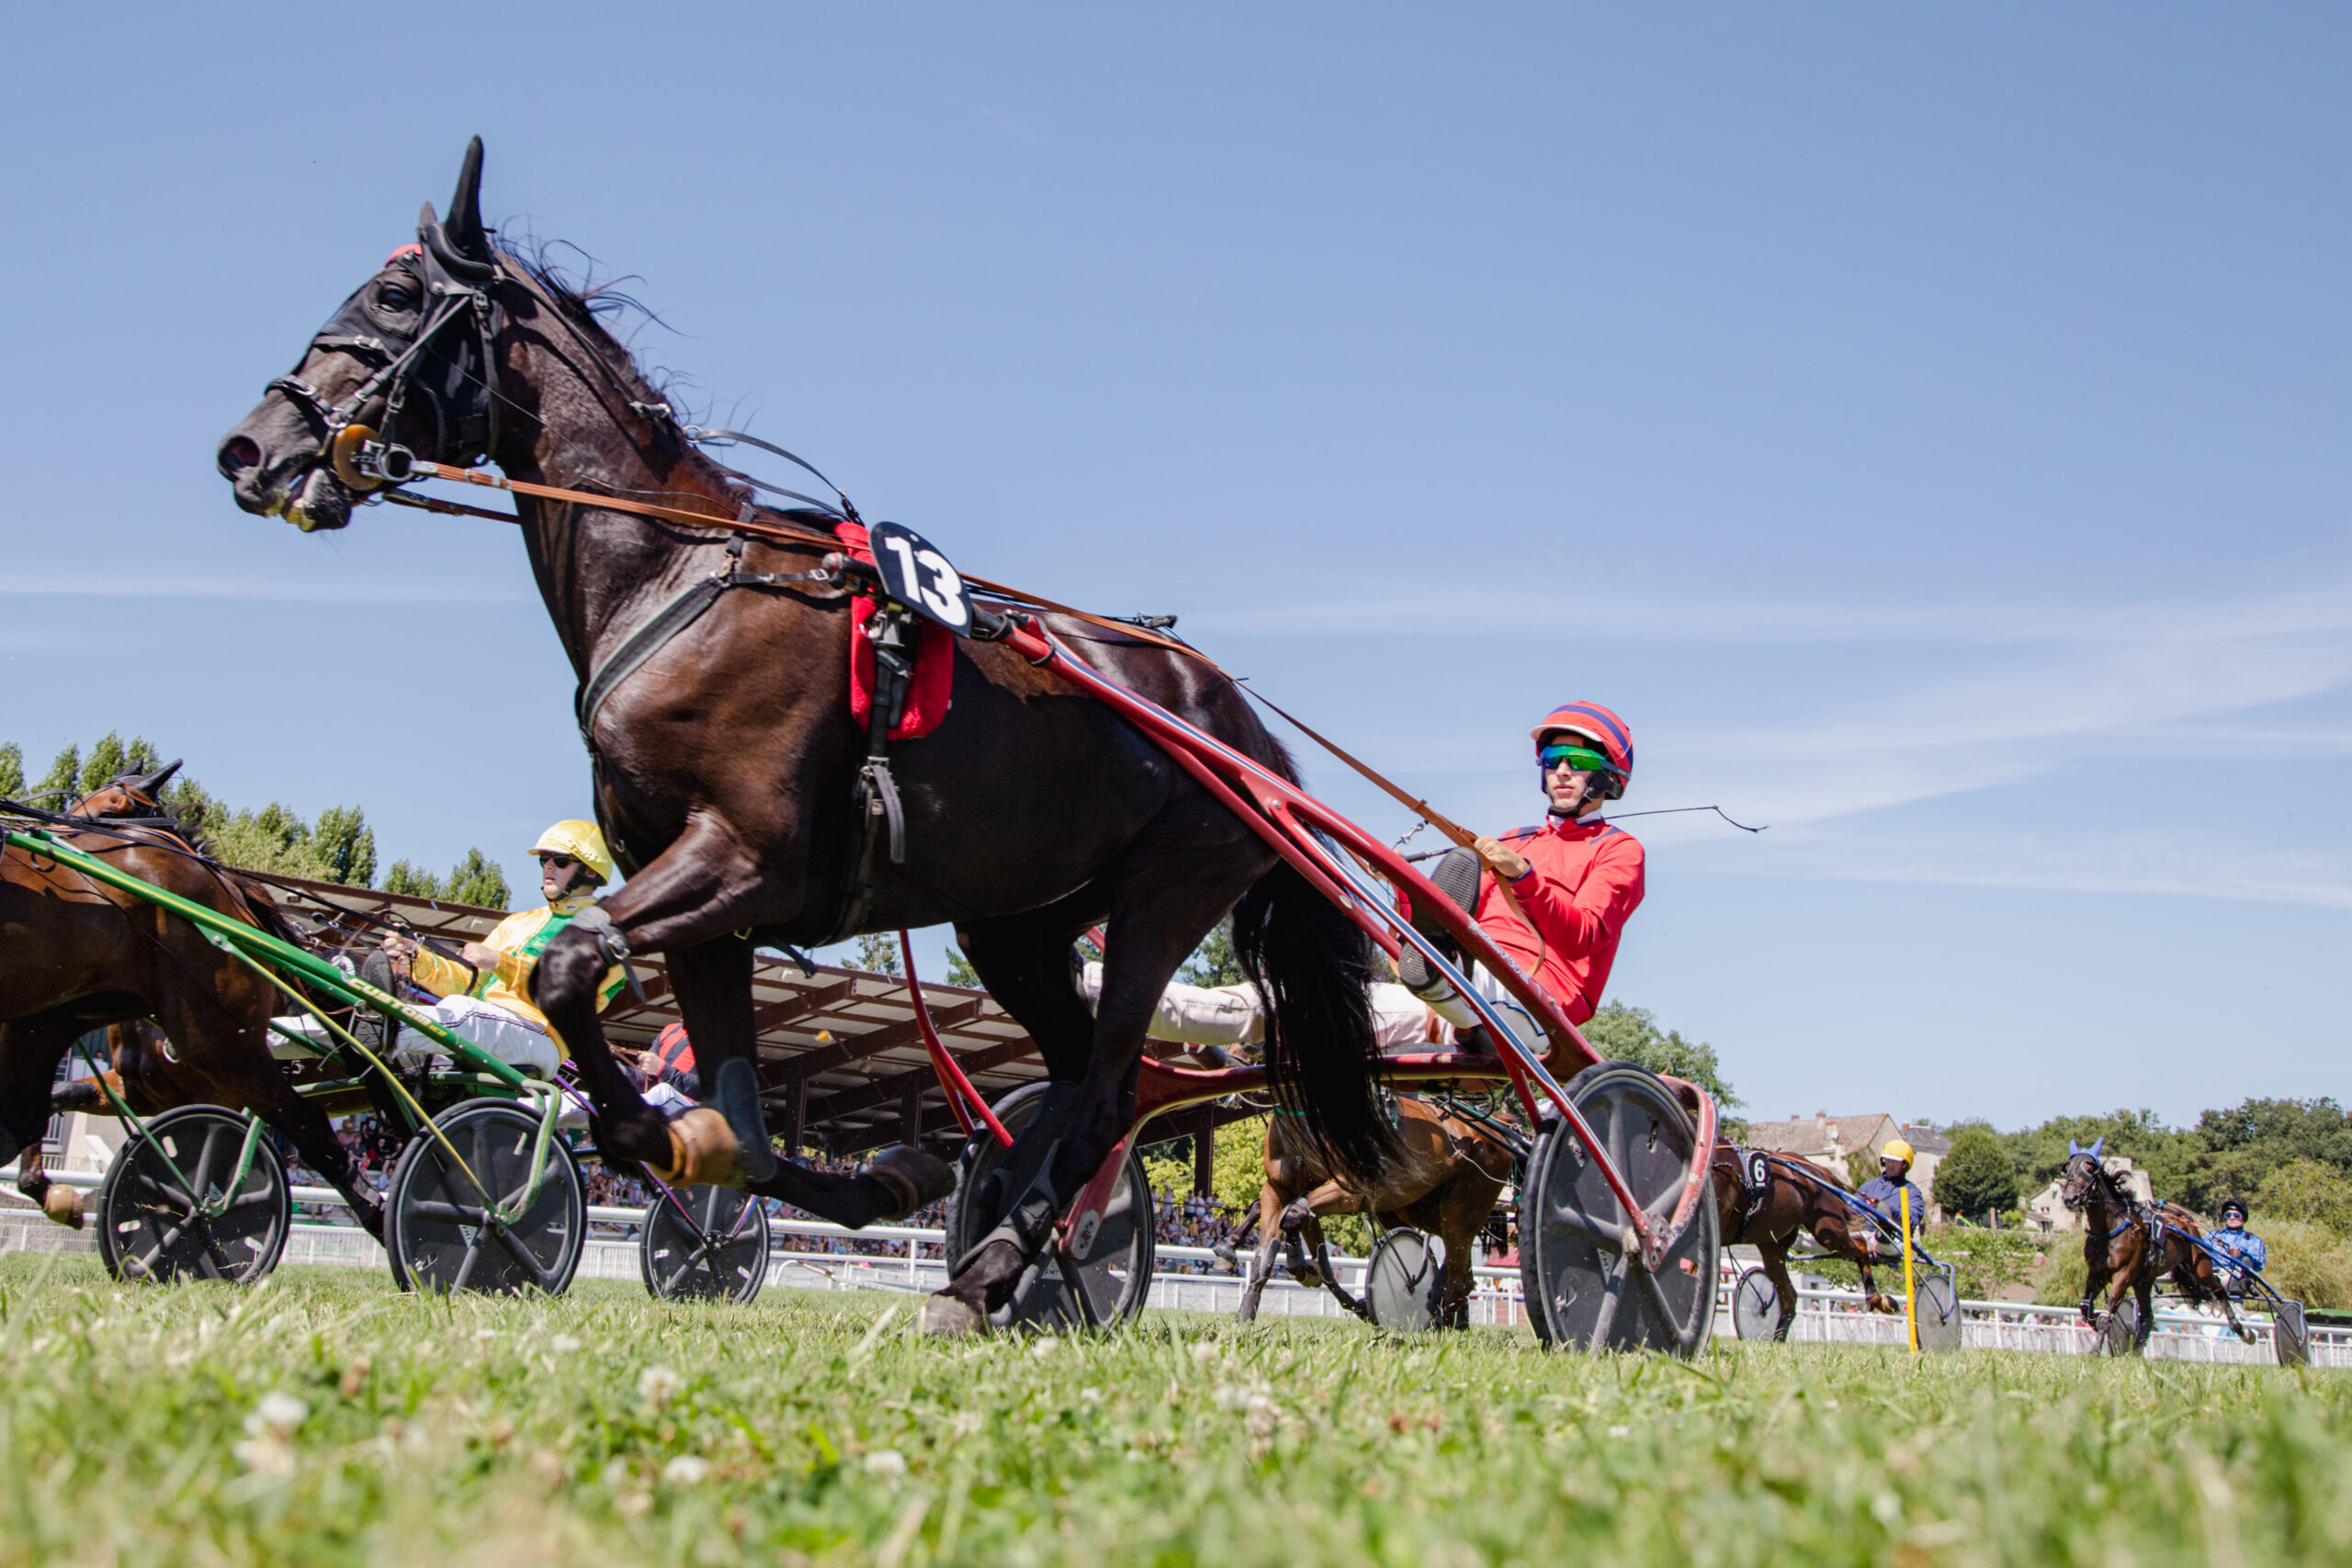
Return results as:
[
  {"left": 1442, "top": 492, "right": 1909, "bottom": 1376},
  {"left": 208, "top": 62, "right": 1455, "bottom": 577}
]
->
[
  {"left": 1473, "top": 835, "right": 1531, "bottom": 884},
  {"left": 380, "top": 933, "right": 419, "bottom": 962},
  {"left": 459, "top": 941, "right": 503, "bottom": 975}
]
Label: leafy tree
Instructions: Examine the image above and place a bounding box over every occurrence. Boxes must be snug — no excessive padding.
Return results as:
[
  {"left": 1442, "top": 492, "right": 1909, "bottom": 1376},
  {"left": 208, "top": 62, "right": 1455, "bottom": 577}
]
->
[
  {"left": 2254, "top": 1158, "right": 2352, "bottom": 1238},
  {"left": 0, "top": 743, "right": 22, "bottom": 799},
  {"left": 1579, "top": 1001, "right": 1740, "bottom": 1110},
  {"left": 2197, "top": 1098, "right": 2352, "bottom": 1173},
  {"left": 2005, "top": 1109, "right": 2201, "bottom": 1201},
  {"left": 944, "top": 946, "right": 985, "bottom": 987},
  {"left": 34, "top": 744, "right": 80, "bottom": 803},
  {"left": 851, "top": 931, "right": 904, "bottom": 977},
  {"left": 1178, "top": 919, "right": 1242, "bottom": 987},
  {"left": 75, "top": 732, "right": 160, "bottom": 795},
  {"left": 385, "top": 851, "right": 512, "bottom": 910},
  {"left": 1934, "top": 1125, "right": 2020, "bottom": 1222}
]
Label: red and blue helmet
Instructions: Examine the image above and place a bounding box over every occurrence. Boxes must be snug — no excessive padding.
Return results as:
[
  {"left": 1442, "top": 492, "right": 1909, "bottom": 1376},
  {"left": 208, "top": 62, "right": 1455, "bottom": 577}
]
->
[{"left": 1530, "top": 702, "right": 1634, "bottom": 800}]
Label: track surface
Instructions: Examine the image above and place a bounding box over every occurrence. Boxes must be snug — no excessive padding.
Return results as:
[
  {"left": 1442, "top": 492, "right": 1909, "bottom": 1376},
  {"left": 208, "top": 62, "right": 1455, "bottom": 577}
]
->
[{"left": 0, "top": 1256, "right": 2343, "bottom": 1566}]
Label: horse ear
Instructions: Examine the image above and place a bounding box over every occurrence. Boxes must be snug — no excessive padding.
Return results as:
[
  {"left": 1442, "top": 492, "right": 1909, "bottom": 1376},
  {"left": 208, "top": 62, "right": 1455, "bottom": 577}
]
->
[
  {"left": 2089, "top": 1136, "right": 2105, "bottom": 1160},
  {"left": 446, "top": 136, "right": 488, "bottom": 259},
  {"left": 2067, "top": 1139, "right": 2080, "bottom": 1156},
  {"left": 127, "top": 759, "right": 182, "bottom": 797}
]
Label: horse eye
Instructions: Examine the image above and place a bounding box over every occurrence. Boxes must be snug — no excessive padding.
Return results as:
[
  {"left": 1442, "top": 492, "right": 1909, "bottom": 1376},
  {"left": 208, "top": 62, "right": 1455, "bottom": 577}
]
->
[{"left": 377, "top": 284, "right": 417, "bottom": 311}]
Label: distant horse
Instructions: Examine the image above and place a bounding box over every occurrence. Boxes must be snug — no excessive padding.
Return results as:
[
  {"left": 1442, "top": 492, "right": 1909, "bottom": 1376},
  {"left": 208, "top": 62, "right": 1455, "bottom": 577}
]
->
[
  {"left": 2057, "top": 1138, "right": 2255, "bottom": 1354},
  {"left": 1712, "top": 1146, "right": 1910, "bottom": 1338},
  {"left": 1238, "top": 1096, "right": 1513, "bottom": 1327},
  {"left": 217, "top": 139, "right": 1395, "bottom": 1334},
  {"left": 0, "top": 770, "right": 385, "bottom": 1235}
]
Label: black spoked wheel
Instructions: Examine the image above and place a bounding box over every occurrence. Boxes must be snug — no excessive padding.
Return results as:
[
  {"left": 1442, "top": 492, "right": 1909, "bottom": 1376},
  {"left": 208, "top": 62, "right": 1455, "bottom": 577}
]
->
[
  {"left": 1365, "top": 1227, "right": 1445, "bottom": 1331},
  {"left": 1731, "top": 1269, "right": 1785, "bottom": 1341},
  {"left": 98, "top": 1106, "right": 290, "bottom": 1286},
  {"left": 639, "top": 1180, "right": 771, "bottom": 1303},
  {"left": 949, "top": 1082, "right": 1157, "bottom": 1331},
  {"left": 1914, "top": 1272, "right": 1963, "bottom": 1352},
  {"left": 2270, "top": 1297, "right": 2310, "bottom": 1367},
  {"left": 385, "top": 1099, "right": 584, "bottom": 1296},
  {"left": 1518, "top": 1062, "right": 1719, "bottom": 1356}
]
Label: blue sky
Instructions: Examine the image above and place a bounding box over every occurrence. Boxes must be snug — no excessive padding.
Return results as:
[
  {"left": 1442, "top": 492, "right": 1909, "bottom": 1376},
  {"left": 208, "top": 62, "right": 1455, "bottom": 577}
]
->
[{"left": 4, "top": 6, "right": 2345, "bottom": 1127}]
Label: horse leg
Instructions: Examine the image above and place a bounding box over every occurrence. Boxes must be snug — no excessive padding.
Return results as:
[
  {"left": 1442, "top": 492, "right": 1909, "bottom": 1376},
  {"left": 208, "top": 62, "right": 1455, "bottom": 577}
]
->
[
  {"left": 1238, "top": 1180, "right": 1286, "bottom": 1324},
  {"left": 1431, "top": 1178, "right": 1488, "bottom": 1330},
  {"left": 0, "top": 1013, "right": 88, "bottom": 1226},
  {"left": 654, "top": 934, "right": 944, "bottom": 1227},
  {"left": 1759, "top": 1244, "right": 1800, "bottom": 1342},
  {"left": 922, "top": 902, "right": 1104, "bottom": 1327},
  {"left": 528, "top": 819, "right": 786, "bottom": 1174}
]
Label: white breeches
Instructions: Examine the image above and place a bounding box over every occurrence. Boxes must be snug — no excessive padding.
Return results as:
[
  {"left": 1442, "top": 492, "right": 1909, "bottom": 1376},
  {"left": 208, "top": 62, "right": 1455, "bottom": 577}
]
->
[
  {"left": 272, "top": 995, "right": 563, "bottom": 1078},
  {"left": 1076, "top": 962, "right": 1441, "bottom": 1053}
]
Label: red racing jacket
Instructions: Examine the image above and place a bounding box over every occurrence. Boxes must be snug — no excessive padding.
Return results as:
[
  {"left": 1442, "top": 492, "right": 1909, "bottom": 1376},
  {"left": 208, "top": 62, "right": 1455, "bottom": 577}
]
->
[{"left": 1470, "top": 815, "right": 1645, "bottom": 1025}]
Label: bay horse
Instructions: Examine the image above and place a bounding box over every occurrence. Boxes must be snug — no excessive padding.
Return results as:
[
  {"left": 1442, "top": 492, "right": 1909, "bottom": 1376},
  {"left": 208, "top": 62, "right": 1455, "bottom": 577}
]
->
[
  {"left": 1712, "top": 1146, "right": 1908, "bottom": 1337},
  {"left": 2057, "top": 1138, "right": 2256, "bottom": 1354},
  {"left": 1238, "top": 1096, "right": 1513, "bottom": 1327},
  {"left": 216, "top": 139, "right": 1393, "bottom": 1334},
  {"left": 0, "top": 770, "right": 387, "bottom": 1235}
]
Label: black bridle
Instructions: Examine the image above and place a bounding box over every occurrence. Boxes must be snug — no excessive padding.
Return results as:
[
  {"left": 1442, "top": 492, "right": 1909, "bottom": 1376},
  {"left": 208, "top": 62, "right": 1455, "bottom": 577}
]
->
[{"left": 266, "top": 211, "right": 505, "bottom": 491}]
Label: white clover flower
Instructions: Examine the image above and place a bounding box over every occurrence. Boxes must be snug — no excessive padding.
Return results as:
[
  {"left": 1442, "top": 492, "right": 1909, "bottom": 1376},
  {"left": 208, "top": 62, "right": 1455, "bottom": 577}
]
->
[
  {"left": 1188, "top": 1341, "right": 1220, "bottom": 1366},
  {"left": 1079, "top": 1386, "right": 1103, "bottom": 1404},
  {"left": 550, "top": 1335, "right": 583, "bottom": 1354},
  {"left": 864, "top": 1449, "right": 909, "bottom": 1481},
  {"left": 1028, "top": 1337, "right": 1058, "bottom": 1359},
  {"left": 247, "top": 1392, "right": 308, "bottom": 1435},
  {"left": 662, "top": 1455, "right": 711, "bottom": 1486},
  {"left": 637, "top": 1364, "right": 682, "bottom": 1406}
]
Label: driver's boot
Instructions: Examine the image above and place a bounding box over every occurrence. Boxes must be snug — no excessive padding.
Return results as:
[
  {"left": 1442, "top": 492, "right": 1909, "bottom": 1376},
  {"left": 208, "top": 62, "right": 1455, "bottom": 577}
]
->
[{"left": 1396, "top": 847, "right": 1485, "bottom": 1031}]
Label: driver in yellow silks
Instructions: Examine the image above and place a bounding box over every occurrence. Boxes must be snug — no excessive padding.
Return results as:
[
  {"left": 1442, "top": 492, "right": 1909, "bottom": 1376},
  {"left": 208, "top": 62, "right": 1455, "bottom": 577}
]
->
[{"left": 277, "top": 821, "right": 628, "bottom": 1078}]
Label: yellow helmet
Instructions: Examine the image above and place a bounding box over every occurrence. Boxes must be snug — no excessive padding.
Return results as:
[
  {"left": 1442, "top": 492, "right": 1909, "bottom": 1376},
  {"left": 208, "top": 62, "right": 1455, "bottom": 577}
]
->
[
  {"left": 1881, "top": 1138, "right": 1916, "bottom": 1166},
  {"left": 531, "top": 819, "right": 614, "bottom": 885}
]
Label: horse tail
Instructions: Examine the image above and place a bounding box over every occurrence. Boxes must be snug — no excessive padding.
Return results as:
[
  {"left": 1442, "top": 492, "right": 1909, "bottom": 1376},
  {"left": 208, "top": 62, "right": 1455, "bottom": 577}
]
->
[{"left": 1232, "top": 860, "right": 1396, "bottom": 1184}]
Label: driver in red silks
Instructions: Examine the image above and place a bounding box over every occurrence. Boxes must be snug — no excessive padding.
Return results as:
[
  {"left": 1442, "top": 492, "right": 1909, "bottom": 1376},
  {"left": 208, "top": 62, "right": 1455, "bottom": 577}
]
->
[
  {"left": 1066, "top": 701, "right": 1645, "bottom": 1057},
  {"left": 1398, "top": 701, "right": 1645, "bottom": 1033}
]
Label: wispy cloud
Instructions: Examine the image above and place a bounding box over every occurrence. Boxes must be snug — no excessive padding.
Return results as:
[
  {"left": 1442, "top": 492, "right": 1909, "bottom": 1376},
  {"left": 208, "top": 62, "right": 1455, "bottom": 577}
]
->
[{"left": 1, "top": 572, "right": 527, "bottom": 604}]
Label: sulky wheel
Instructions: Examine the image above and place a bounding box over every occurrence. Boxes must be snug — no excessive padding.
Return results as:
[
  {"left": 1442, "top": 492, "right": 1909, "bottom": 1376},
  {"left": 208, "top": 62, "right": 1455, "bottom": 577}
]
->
[
  {"left": 949, "top": 1082, "right": 1157, "bottom": 1331},
  {"left": 639, "top": 1181, "right": 771, "bottom": 1304},
  {"left": 2099, "top": 1298, "right": 2141, "bottom": 1357},
  {"left": 98, "top": 1106, "right": 291, "bottom": 1286},
  {"left": 385, "top": 1099, "right": 585, "bottom": 1296},
  {"left": 1913, "top": 1272, "right": 1963, "bottom": 1352},
  {"left": 1731, "top": 1268, "right": 1786, "bottom": 1342},
  {"left": 1365, "top": 1227, "right": 1445, "bottom": 1331},
  {"left": 2270, "top": 1298, "right": 2310, "bottom": 1368},
  {"left": 1517, "top": 1062, "right": 1720, "bottom": 1357}
]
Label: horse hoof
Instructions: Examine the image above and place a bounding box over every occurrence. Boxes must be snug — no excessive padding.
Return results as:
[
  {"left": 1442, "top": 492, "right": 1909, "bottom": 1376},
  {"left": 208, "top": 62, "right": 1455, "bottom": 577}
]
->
[
  {"left": 41, "top": 1185, "right": 84, "bottom": 1230},
  {"left": 655, "top": 1109, "right": 748, "bottom": 1187},
  {"left": 922, "top": 1294, "right": 985, "bottom": 1338},
  {"left": 864, "top": 1145, "right": 955, "bottom": 1221}
]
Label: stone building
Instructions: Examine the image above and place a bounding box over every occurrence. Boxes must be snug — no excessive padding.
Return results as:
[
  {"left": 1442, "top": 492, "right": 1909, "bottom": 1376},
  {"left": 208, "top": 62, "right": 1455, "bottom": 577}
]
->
[{"left": 1739, "top": 1111, "right": 1950, "bottom": 1223}]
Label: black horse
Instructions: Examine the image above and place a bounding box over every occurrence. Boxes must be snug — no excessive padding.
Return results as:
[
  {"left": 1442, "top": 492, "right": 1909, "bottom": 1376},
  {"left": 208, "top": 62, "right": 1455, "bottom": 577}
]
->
[{"left": 217, "top": 139, "right": 1392, "bottom": 1333}]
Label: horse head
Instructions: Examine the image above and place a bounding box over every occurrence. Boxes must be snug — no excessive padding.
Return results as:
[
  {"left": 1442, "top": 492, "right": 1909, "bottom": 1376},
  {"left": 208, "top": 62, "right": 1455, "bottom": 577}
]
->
[
  {"left": 218, "top": 138, "right": 503, "bottom": 532},
  {"left": 2058, "top": 1136, "right": 2109, "bottom": 1210},
  {"left": 65, "top": 761, "right": 181, "bottom": 820}
]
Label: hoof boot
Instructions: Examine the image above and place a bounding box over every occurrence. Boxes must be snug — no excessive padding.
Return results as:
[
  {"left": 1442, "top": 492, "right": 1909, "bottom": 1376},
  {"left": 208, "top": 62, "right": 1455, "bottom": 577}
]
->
[
  {"left": 922, "top": 1294, "right": 986, "bottom": 1337},
  {"left": 42, "top": 1185, "right": 85, "bottom": 1230},
  {"left": 656, "top": 1108, "right": 748, "bottom": 1187},
  {"left": 863, "top": 1145, "right": 955, "bottom": 1220}
]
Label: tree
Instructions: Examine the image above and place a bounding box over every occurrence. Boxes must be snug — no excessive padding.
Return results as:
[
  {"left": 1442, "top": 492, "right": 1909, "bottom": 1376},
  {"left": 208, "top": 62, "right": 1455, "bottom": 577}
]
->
[
  {"left": 2254, "top": 1158, "right": 2352, "bottom": 1238},
  {"left": 1178, "top": 919, "right": 1242, "bottom": 987},
  {"left": 384, "top": 851, "right": 512, "bottom": 910},
  {"left": 851, "top": 931, "right": 904, "bottom": 976},
  {"left": 944, "top": 947, "right": 984, "bottom": 987},
  {"left": 0, "top": 743, "right": 22, "bottom": 799},
  {"left": 1578, "top": 1001, "right": 1740, "bottom": 1110},
  {"left": 33, "top": 744, "right": 80, "bottom": 803},
  {"left": 1934, "top": 1125, "right": 2019, "bottom": 1222},
  {"left": 2197, "top": 1098, "right": 2352, "bottom": 1173}
]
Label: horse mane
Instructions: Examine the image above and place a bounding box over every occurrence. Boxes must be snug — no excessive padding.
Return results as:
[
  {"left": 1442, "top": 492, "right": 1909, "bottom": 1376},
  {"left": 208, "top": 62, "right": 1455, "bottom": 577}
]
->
[{"left": 502, "top": 241, "right": 696, "bottom": 419}]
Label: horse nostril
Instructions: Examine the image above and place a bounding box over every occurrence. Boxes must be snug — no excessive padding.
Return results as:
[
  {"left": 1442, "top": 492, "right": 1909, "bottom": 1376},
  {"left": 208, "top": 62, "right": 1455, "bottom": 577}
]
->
[{"left": 218, "top": 435, "right": 262, "bottom": 479}]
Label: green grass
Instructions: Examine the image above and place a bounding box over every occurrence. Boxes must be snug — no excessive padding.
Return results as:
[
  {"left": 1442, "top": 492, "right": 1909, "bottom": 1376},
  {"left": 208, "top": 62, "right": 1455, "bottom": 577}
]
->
[{"left": 0, "top": 1256, "right": 2346, "bottom": 1566}]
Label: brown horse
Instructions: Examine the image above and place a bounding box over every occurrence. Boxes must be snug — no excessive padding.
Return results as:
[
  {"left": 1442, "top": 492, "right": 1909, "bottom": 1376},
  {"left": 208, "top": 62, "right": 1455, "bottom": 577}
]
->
[
  {"left": 0, "top": 771, "right": 386, "bottom": 1235},
  {"left": 1238, "top": 1096, "right": 1514, "bottom": 1327},
  {"left": 1712, "top": 1146, "right": 1909, "bottom": 1337},
  {"left": 2057, "top": 1140, "right": 2255, "bottom": 1353},
  {"left": 216, "top": 139, "right": 1394, "bottom": 1334}
]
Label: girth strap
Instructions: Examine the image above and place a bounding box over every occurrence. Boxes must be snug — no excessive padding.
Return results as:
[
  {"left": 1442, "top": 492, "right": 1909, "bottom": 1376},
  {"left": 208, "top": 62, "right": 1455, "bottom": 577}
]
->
[{"left": 574, "top": 557, "right": 830, "bottom": 744}]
